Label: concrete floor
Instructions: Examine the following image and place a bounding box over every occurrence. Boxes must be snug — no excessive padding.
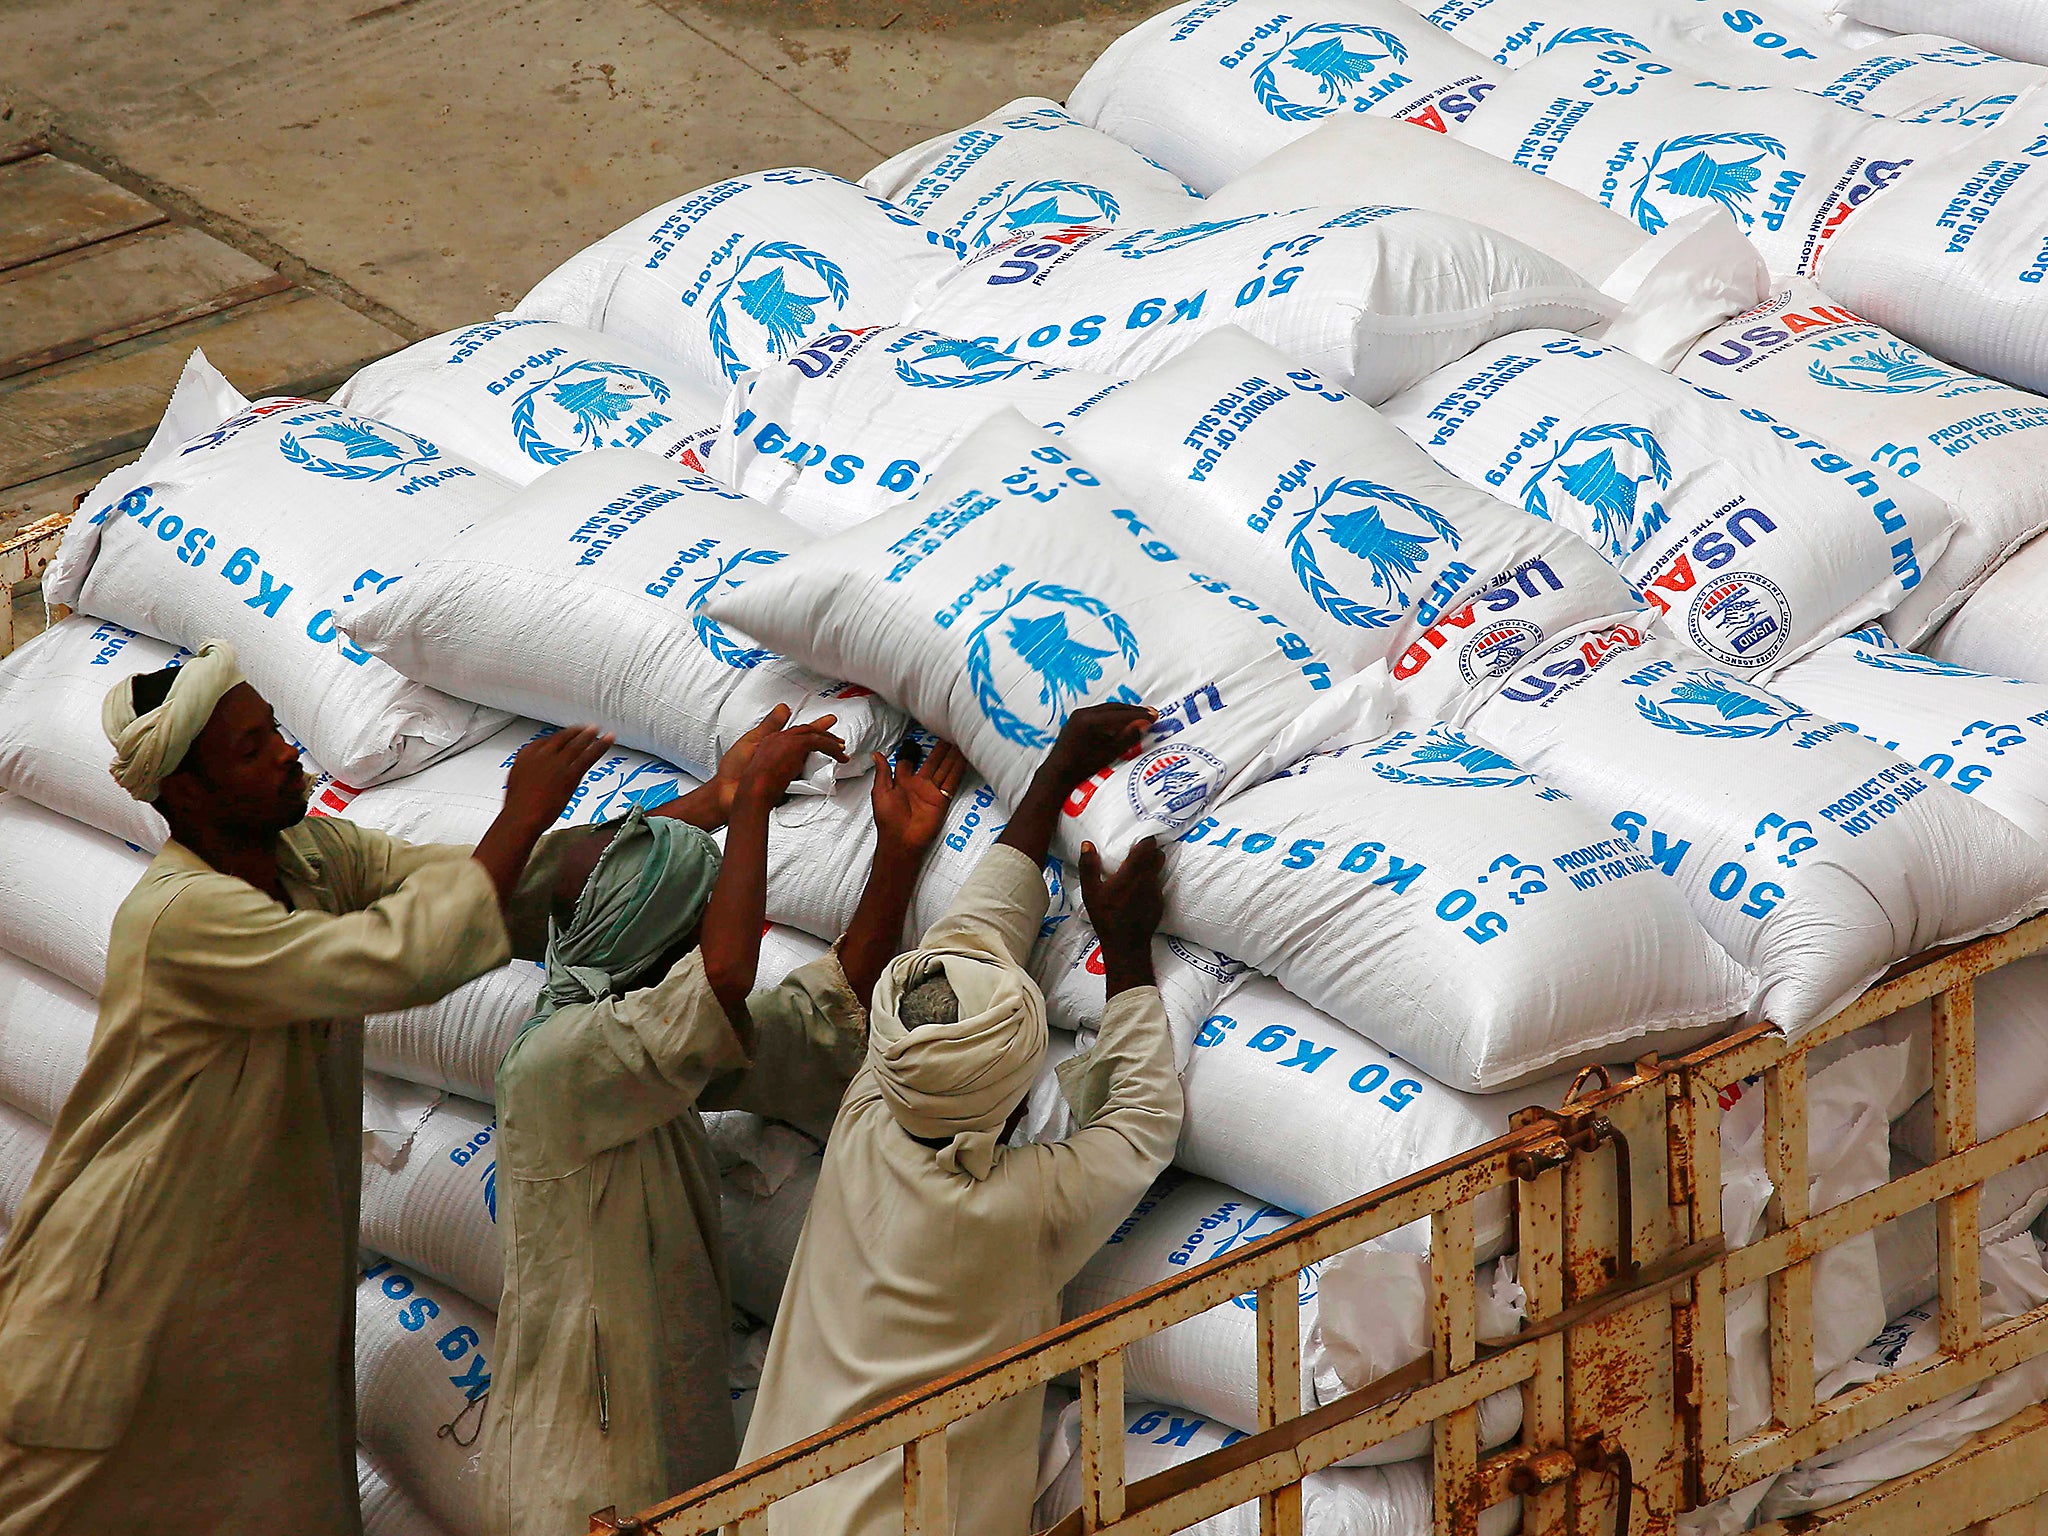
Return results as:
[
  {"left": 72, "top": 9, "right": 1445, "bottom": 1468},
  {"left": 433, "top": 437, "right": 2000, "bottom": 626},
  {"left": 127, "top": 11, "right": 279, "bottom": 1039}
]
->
[{"left": 0, "top": 0, "right": 1157, "bottom": 337}]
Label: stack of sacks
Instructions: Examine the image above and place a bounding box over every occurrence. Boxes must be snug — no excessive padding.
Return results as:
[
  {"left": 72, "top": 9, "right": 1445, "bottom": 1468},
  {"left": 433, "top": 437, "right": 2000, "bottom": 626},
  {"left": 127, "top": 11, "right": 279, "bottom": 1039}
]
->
[
  {"left": 861, "top": 98, "right": 1206, "bottom": 250},
  {"left": 705, "top": 1108, "right": 827, "bottom": 1324},
  {"left": 1380, "top": 329, "right": 1954, "bottom": 677},
  {"left": 337, "top": 449, "right": 906, "bottom": 784},
  {"left": 1821, "top": 0, "right": 2048, "bottom": 66},
  {"left": 359, "top": 1448, "right": 457, "bottom": 1536},
  {"left": 512, "top": 170, "right": 963, "bottom": 388},
  {"left": 903, "top": 204, "right": 1614, "bottom": 404},
  {"left": 0, "top": 795, "right": 150, "bottom": 995},
  {"left": 330, "top": 319, "right": 726, "bottom": 483},
  {"left": 1065, "top": 0, "right": 1509, "bottom": 188},
  {"left": 1673, "top": 279, "right": 2048, "bottom": 644},
  {"left": 0, "top": 1098, "right": 50, "bottom": 1243},
  {"left": 40, "top": 353, "right": 514, "bottom": 785}
]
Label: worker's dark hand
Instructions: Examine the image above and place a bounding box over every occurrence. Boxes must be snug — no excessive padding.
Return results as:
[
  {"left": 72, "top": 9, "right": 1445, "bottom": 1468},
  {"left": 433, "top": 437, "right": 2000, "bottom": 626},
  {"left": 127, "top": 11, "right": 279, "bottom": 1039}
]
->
[
  {"left": 715, "top": 703, "right": 794, "bottom": 816},
  {"left": 871, "top": 738, "right": 967, "bottom": 857},
  {"left": 1080, "top": 836, "right": 1165, "bottom": 992},
  {"left": 733, "top": 715, "right": 848, "bottom": 812},
  {"left": 502, "top": 725, "right": 613, "bottom": 832},
  {"left": 1039, "top": 702, "right": 1157, "bottom": 797}
]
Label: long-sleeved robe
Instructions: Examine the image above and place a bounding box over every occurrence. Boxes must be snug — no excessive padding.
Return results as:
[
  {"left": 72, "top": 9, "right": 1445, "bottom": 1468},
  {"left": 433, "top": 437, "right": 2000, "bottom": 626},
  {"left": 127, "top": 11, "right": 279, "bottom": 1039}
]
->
[
  {"left": 483, "top": 945, "right": 868, "bottom": 1536},
  {"left": 0, "top": 817, "right": 563, "bottom": 1536},
  {"left": 741, "top": 846, "right": 1184, "bottom": 1536}
]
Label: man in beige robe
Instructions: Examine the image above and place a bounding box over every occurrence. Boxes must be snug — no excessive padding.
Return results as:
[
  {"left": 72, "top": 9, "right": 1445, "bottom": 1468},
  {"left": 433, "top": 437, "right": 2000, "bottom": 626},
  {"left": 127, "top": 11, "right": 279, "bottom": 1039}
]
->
[
  {"left": 0, "top": 644, "right": 613, "bottom": 1536},
  {"left": 742, "top": 703, "right": 1185, "bottom": 1536},
  {"left": 485, "top": 731, "right": 968, "bottom": 1536}
]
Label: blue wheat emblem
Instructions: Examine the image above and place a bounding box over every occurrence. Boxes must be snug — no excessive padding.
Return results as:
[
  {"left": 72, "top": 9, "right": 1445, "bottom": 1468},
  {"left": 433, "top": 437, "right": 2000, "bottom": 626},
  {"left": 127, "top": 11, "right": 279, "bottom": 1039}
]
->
[
  {"left": 1252, "top": 23, "right": 1408, "bottom": 123},
  {"left": 1371, "top": 724, "right": 1534, "bottom": 789},
  {"left": 1523, "top": 424, "right": 1673, "bottom": 563},
  {"left": 893, "top": 335, "right": 1033, "bottom": 389},
  {"left": 278, "top": 413, "right": 441, "bottom": 481},
  {"left": 707, "top": 242, "right": 852, "bottom": 379},
  {"left": 682, "top": 548, "right": 787, "bottom": 669},
  {"left": 970, "top": 180, "right": 1122, "bottom": 247},
  {"left": 1636, "top": 672, "right": 1810, "bottom": 740},
  {"left": 965, "top": 581, "right": 1141, "bottom": 748},
  {"left": 1287, "top": 478, "right": 1461, "bottom": 629},
  {"left": 1628, "top": 133, "right": 1788, "bottom": 234},
  {"left": 509, "top": 361, "right": 672, "bottom": 466},
  {"left": 1807, "top": 342, "right": 1970, "bottom": 395}
]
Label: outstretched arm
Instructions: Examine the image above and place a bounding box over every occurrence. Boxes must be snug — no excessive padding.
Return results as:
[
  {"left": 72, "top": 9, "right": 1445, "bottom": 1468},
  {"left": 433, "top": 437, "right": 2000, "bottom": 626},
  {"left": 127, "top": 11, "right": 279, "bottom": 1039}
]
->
[
  {"left": 996, "top": 702, "right": 1156, "bottom": 867},
  {"left": 645, "top": 704, "right": 806, "bottom": 832},
  {"left": 838, "top": 741, "right": 969, "bottom": 1004},
  {"left": 471, "top": 725, "right": 612, "bottom": 915}
]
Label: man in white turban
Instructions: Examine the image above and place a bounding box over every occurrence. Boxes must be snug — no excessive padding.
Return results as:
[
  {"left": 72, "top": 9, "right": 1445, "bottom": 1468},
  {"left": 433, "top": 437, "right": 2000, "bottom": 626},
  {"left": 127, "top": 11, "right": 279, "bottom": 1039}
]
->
[
  {"left": 742, "top": 702, "right": 1185, "bottom": 1536},
  {"left": 0, "top": 644, "right": 614, "bottom": 1536}
]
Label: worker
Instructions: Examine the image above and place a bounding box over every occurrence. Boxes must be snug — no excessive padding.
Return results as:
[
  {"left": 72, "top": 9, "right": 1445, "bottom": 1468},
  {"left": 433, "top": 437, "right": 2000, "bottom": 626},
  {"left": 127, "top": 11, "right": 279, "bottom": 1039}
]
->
[
  {"left": 0, "top": 642, "right": 612, "bottom": 1536},
  {"left": 483, "top": 710, "right": 970, "bottom": 1536},
  {"left": 741, "top": 701, "right": 1185, "bottom": 1536}
]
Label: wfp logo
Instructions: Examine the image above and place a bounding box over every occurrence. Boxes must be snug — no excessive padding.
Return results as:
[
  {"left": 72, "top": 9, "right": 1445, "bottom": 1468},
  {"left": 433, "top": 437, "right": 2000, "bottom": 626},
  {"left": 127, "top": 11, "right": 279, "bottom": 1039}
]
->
[
  {"left": 1808, "top": 341, "right": 1970, "bottom": 395},
  {"left": 1109, "top": 213, "right": 1272, "bottom": 259},
  {"left": 1628, "top": 133, "right": 1788, "bottom": 234},
  {"left": 1288, "top": 477, "right": 1462, "bottom": 629},
  {"left": 968, "top": 180, "right": 1123, "bottom": 248},
  {"left": 278, "top": 414, "right": 440, "bottom": 481},
  {"left": 893, "top": 335, "right": 1035, "bottom": 389},
  {"left": 509, "top": 360, "right": 672, "bottom": 467},
  {"left": 966, "top": 580, "right": 1141, "bottom": 748},
  {"left": 707, "top": 241, "right": 851, "bottom": 379},
  {"left": 584, "top": 758, "right": 689, "bottom": 819},
  {"left": 1214, "top": 1205, "right": 1321, "bottom": 1309},
  {"left": 1688, "top": 573, "right": 1791, "bottom": 670},
  {"left": 1537, "top": 25, "right": 1648, "bottom": 54},
  {"left": 684, "top": 548, "right": 785, "bottom": 669},
  {"left": 1459, "top": 619, "right": 1545, "bottom": 686},
  {"left": 1523, "top": 423, "right": 1672, "bottom": 562},
  {"left": 1368, "top": 724, "right": 1534, "bottom": 789},
  {"left": 1850, "top": 645, "right": 2001, "bottom": 683},
  {"left": 1253, "top": 23, "right": 1407, "bottom": 123},
  {"left": 1637, "top": 670, "right": 1810, "bottom": 740},
  {"left": 1128, "top": 742, "right": 1228, "bottom": 831}
]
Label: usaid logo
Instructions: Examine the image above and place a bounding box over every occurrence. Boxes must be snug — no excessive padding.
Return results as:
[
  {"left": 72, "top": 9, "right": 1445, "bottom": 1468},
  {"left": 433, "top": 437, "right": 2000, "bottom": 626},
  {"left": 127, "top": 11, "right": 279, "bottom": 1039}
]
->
[
  {"left": 968, "top": 180, "right": 1123, "bottom": 248},
  {"left": 707, "top": 241, "right": 851, "bottom": 379},
  {"left": 1636, "top": 670, "right": 1809, "bottom": 739},
  {"left": 1128, "top": 742, "right": 1227, "bottom": 832},
  {"left": 278, "top": 413, "right": 440, "bottom": 481},
  {"left": 966, "top": 579, "right": 1141, "bottom": 748},
  {"left": 892, "top": 335, "right": 1037, "bottom": 389},
  {"left": 1459, "top": 618, "right": 1545, "bottom": 686},
  {"left": 1807, "top": 341, "right": 1971, "bottom": 395},
  {"left": 1628, "top": 133, "right": 1789, "bottom": 234},
  {"left": 1288, "top": 476, "right": 1462, "bottom": 630},
  {"left": 1252, "top": 22, "right": 1408, "bottom": 123},
  {"left": 1523, "top": 423, "right": 1672, "bottom": 562},
  {"left": 508, "top": 360, "right": 673, "bottom": 466},
  {"left": 1687, "top": 572, "right": 1791, "bottom": 670}
]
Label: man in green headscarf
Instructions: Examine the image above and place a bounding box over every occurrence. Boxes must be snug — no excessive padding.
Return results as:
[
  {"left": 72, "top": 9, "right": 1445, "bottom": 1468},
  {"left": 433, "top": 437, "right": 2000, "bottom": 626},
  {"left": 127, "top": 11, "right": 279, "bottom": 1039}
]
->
[{"left": 484, "top": 706, "right": 968, "bottom": 1536}]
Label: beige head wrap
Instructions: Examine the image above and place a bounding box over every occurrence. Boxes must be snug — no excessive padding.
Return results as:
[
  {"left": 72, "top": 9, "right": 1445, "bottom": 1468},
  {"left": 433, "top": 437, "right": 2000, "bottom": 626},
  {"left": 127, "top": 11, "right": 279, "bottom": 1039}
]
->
[
  {"left": 101, "top": 641, "right": 245, "bottom": 802},
  {"left": 868, "top": 943, "right": 1048, "bottom": 1180}
]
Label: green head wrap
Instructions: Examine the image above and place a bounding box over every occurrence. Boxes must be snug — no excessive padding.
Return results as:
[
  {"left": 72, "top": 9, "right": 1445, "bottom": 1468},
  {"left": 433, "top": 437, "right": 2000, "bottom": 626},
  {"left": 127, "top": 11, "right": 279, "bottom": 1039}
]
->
[{"left": 523, "top": 808, "right": 722, "bottom": 1037}]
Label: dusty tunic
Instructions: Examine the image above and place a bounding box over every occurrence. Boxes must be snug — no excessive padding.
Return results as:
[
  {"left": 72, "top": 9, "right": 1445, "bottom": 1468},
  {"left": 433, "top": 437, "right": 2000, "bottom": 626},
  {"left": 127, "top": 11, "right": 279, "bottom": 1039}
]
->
[
  {"left": 0, "top": 817, "right": 560, "bottom": 1536},
  {"left": 741, "top": 847, "right": 1183, "bottom": 1536},
  {"left": 484, "top": 947, "right": 867, "bottom": 1536}
]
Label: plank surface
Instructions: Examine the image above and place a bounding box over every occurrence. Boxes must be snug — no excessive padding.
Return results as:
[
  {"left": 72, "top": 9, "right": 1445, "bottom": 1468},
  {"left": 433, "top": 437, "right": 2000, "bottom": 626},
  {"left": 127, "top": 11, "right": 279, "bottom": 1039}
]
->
[
  {"left": 0, "top": 224, "right": 285, "bottom": 377},
  {"left": 0, "top": 154, "right": 163, "bottom": 271}
]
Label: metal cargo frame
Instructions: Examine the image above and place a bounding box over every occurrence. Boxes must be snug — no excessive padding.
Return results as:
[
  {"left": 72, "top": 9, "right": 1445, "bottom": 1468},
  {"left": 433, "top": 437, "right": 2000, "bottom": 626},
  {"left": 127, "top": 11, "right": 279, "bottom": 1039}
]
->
[{"left": 602, "top": 916, "right": 2048, "bottom": 1536}]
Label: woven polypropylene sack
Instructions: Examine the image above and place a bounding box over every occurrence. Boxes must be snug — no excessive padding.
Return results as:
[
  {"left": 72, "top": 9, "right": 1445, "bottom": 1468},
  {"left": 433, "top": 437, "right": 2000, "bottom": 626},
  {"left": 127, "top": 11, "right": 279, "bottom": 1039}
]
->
[
  {"left": 340, "top": 449, "right": 904, "bottom": 780},
  {"left": 331, "top": 318, "right": 725, "bottom": 486},
  {"left": 0, "top": 616, "right": 182, "bottom": 850},
  {"left": 43, "top": 355, "right": 514, "bottom": 785},
  {"left": 1450, "top": 46, "right": 1972, "bottom": 278},
  {"left": 1067, "top": 0, "right": 1507, "bottom": 191},
  {"left": 355, "top": 1258, "right": 497, "bottom": 1536},
  {"left": 1794, "top": 37, "right": 2044, "bottom": 125},
  {"left": 512, "top": 170, "right": 962, "bottom": 390},
  {"left": 1819, "top": 85, "right": 2048, "bottom": 396},
  {"left": 707, "top": 1111, "right": 823, "bottom": 1323},
  {"left": 1838, "top": 0, "right": 2048, "bottom": 65},
  {"left": 1063, "top": 1170, "right": 1524, "bottom": 1464},
  {"left": 0, "top": 1099, "right": 50, "bottom": 1241},
  {"left": 708, "top": 326, "right": 1125, "bottom": 536},
  {"left": 359, "top": 1447, "right": 457, "bottom": 1536},
  {"left": 1056, "top": 327, "right": 1642, "bottom": 716},
  {"left": 1034, "top": 917, "right": 1241, "bottom": 1069},
  {"left": 1673, "top": 279, "right": 2048, "bottom": 644},
  {"left": 1928, "top": 530, "right": 2048, "bottom": 683},
  {"left": 1382, "top": 330, "right": 1954, "bottom": 678},
  {"left": 0, "top": 950, "right": 94, "bottom": 1127},
  {"left": 360, "top": 1088, "right": 501, "bottom": 1312},
  {"left": 1417, "top": 0, "right": 1846, "bottom": 78},
  {"left": 1771, "top": 629, "right": 2048, "bottom": 843},
  {"left": 1167, "top": 730, "right": 1751, "bottom": 1090},
  {"left": 904, "top": 206, "right": 1609, "bottom": 404},
  {"left": 1467, "top": 625, "right": 2048, "bottom": 1035},
  {"left": 365, "top": 964, "right": 540, "bottom": 1106},
  {"left": 862, "top": 97, "right": 1205, "bottom": 249},
  {"left": 707, "top": 410, "right": 1368, "bottom": 861},
  {"left": 0, "top": 796, "right": 149, "bottom": 996}
]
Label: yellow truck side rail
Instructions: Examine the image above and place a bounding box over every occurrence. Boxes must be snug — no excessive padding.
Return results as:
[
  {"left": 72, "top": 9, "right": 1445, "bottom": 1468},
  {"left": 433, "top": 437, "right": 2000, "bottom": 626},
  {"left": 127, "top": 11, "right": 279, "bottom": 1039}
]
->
[{"left": 1, "top": 512, "right": 70, "bottom": 657}]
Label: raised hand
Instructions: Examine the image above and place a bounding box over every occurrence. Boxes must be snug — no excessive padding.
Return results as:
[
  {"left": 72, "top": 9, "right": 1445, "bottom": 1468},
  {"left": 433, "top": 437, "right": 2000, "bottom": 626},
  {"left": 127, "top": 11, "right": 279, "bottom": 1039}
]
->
[
  {"left": 871, "top": 739, "right": 968, "bottom": 856},
  {"left": 1043, "top": 702, "right": 1158, "bottom": 796},
  {"left": 502, "top": 725, "right": 613, "bottom": 832},
  {"left": 1080, "top": 836, "right": 1166, "bottom": 962},
  {"left": 715, "top": 704, "right": 792, "bottom": 815},
  {"left": 733, "top": 713, "right": 848, "bottom": 811}
]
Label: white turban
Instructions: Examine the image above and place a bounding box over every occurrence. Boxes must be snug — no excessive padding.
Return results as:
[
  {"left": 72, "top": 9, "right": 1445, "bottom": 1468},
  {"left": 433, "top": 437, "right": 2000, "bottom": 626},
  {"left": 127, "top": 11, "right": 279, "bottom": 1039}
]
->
[
  {"left": 101, "top": 642, "right": 245, "bottom": 802},
  {"left": 868, "top": 941, "right": 1048, "bottom": 1181}
]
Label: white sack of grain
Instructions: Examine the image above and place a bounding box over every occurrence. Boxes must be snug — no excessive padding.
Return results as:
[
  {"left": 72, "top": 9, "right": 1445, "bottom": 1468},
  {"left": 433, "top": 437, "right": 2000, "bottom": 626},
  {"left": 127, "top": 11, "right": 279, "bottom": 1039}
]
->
[
  {"left": 355, "top": 1258, "right": 497, "bottom": 1536},
  {"left": 1068, "top": 0, "right": 1508, "bottom": 191},
  {"left": 364, "top": 964, "right": 541, "bottom": 1107},
  {"left": 1674, "top": 279, "right": 2048, "bottom": 644},
  {"left": 708, "top": 325, "right": 1125, "bottom": 536},
  {"left": 862, "top": 97, "right": 1205, "bottom": 249},
  {"left": 1036, "top": 1398, "right": 1523, "bottom": 1536},
  {"left": 359, "top": 1086, "right": 501, "bottom": 1312},
  {"left": 1796, "top": 38, "right": 2043, "bottom": 126},
  {"left": 1064, "top": 1171, "right": 1526, "bottom": 1465},
  {"left": 1033, "top": 917, "right": 1242, "bottom": 1069},
  {"left": 708, "top": 1111, "right": 822, "bottom": 1323},
  {"left": 513, "top": 170, "right": 962, "bottom": 388},
  {"left": 904, "top": 206, "right": 1610, "bottom": 404},
  {"left": 1451, "top": 46, "right": 1971, "bottom": 278},
  {"left": 359, "top": 1447, "right": 457, "bottom": 1536},
  {"left": 708, "top": 411, "right": 1369, "bottom": 861},
  {"left": 1179, "top": 975, "right": 1579, "bottom": 1254},
  {"left": 1893, "top": 954, "right": 2048, "bottom": 1170},
  {"left": 0, "top": 1099, "right": 50, "bottom": 1244},
  {"left": 1382, "top": 330, "right": 1954, "bottom": 677},
  {"left": 0, "top": 617, "right": 184, "bottom": 850},
  {"left": 1467, "top": 624, "right": 2048, "bottom": 1035},
  {"left": 1055, "top": 328, "right": 1642, "bottom": 718},
  {"left": 0, "top": 796, "right": 149, "bottom": 996},
  {"left": 1168, "top": 728, "right": 1751, "bottom": 1090},
  {"left": 1836, "top": 1, "right": 2048, "bottom": 66},
  {"left": 0, "top": 951, "right": 94, "bottom": 1127},
  {"left": 341, "top": 449, "right": 902, "bottom": 781},
  {"left": 1418, "top": 0, "right": 1846, "bottom": 78},
  {"left": 1819, "top": 84, "right": 2048, "bottom": 396},
  {"left": 331, "top": 318, "right": 725, "bottom": 485},
  {"left": 43, "top": 353, "right": 515, "bottom": 784},
  {"left": 1770, "top": 628, "right": 2048, "bottom": 842}
]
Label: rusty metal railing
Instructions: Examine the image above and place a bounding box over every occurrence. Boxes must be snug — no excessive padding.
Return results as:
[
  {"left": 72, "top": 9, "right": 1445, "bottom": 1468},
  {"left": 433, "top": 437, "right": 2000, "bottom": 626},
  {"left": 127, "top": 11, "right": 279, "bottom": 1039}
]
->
[{"left": 1, "top": 511, "right": 71, "bottom": 657}]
